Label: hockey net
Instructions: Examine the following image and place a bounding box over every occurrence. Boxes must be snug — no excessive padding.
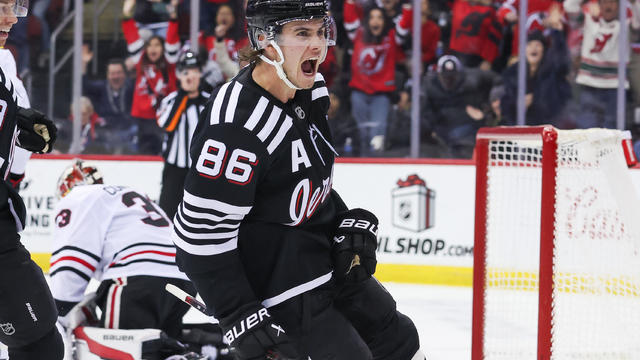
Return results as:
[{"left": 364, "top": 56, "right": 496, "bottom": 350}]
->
[{"left": 472, "top": 126, "right": 640, "bottom": 360}]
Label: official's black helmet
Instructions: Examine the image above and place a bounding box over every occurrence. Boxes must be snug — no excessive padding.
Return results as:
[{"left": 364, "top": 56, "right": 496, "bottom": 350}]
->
[
  {"left": 177, "top": 50, "right": 202, "bottom": 72},
  {"left": 245, "top": 0, "right": 332, "bottom": 50}
]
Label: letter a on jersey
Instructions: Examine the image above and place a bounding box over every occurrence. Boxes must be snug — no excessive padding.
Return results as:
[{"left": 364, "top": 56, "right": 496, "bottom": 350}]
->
[{"left": 291, "top": 139, "right": 311, "bottom": 173}]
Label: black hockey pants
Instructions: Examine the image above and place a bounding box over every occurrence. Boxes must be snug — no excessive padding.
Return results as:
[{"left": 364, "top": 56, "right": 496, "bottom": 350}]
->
[
  {"left": 269, "top": 277, "right": 421, "bottom": 360},
  {"left": 95, "top": 275, "right": 196, "bottom": 339},
  {"left": 0, "top": 217, "right": 63, "bottom": 359}
]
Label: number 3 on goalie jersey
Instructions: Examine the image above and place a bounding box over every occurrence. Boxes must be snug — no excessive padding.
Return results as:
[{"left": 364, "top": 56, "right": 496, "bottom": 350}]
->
[{"left": 196, "top": 139, "right": 258, "bottom": 185}]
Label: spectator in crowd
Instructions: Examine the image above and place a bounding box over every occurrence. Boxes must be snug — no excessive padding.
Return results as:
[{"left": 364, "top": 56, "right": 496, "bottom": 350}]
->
[
  {"left": 127, "top": 0, "right": 180, "bottom": 37},
  {"left": 344, "top": 0, "right": 411, "bottom": 155},
  {"left": 56, "top": 97, "right": 110, "bottom": 154},
  {"left": 400, "top": 0, "right": 441, "bottom": 69},
  {"left": 156, "top": 50, "right": 210, "bottom": 219},
  {"left": 564, "top": 0, "right": 640, "bottom": 129},
  {"left": 81, "top": 45, "right": 135, "bottom": 131},
  {"left": 487, "top": 83, "right": 505, "bottom": 126},
  {"left": 501, "top": 18, "right": 572, "bottom": 126},
  {"left": 123, "top": 0, "right": 180, "bottom": 154},
  {"left": 498, "top": 0, "right": 564, "bottom": 60},
  {"left": 200, "top": 3, "right": 247, "bottom": 80},
  {"left": 380, "top": 0, "right": 405, "bottom": 24},
  {"left": 327, "top": 86, "right": 361, "bottom": 156},
  {"left": 422, "top": 55, "right": 498, "bottom": 158},
  {"left": 449, "top": 0, "right": 502, "bottom": 70}
]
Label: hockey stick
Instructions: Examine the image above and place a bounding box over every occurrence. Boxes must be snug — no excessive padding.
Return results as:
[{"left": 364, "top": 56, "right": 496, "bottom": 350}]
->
[{"left": 165, "top": 283, "right": 213, "bottom": 316}]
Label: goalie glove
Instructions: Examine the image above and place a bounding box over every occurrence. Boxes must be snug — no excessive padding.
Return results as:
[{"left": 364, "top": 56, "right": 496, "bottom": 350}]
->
[
  {"left": 220, "top": 303, "right": 298, "bottom": 360},
  {"left": 332, "top": 208, "right": 379, "bottom": 283},
  {"left": 16, "top": 107, "right": 57, "bottom": 154}
]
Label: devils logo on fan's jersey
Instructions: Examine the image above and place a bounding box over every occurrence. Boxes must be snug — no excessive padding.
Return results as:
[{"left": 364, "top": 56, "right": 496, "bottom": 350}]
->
[
  {"left": 590, "top": 33, "right": 614, "bottom": 54},
  {"left": 357, "top": 43, "right": 391, "bottom": 76}
]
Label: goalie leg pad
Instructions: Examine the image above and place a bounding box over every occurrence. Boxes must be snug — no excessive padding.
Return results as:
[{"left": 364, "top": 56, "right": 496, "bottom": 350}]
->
[{"left": 0, "top": 245, "right": 60, "bottom": 349}]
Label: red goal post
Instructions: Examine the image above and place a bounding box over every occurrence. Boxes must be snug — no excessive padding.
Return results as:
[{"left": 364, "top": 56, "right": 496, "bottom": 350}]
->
[{"left": 472, "top": 126, "right": 640, "bottom": 360}]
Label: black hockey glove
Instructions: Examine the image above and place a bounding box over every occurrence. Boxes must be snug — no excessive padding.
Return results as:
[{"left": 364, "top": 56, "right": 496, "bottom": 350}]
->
[
  {"left": 220, "top": 303, "right": 298, "bottom": 360},
  {"left": 332, "top": 208, "right": 379, "bottom": 283},
  {"left": 16, "top": 107, "right": 57, "bottom": 154}
]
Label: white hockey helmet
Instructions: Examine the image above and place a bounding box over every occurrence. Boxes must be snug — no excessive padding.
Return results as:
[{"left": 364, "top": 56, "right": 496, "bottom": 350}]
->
[{"left": 56, "top": 159, "right": 103, "bottom": 199}]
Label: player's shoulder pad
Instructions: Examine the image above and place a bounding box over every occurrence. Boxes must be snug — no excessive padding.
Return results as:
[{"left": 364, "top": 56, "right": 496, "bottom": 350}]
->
[
  {"left": 203, "top": 78, "right": 295, "bottom": 156},
  {"left": 57, "top": 184, "right": 108, "bottom": 210}
]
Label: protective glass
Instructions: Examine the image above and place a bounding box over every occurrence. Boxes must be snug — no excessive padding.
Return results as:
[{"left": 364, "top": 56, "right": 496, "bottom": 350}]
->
[
  {"left": 0, "top": 0, "right": 28, "bottom": 18},
  {"left": 267, "top": 16, "right": 337, "bottom": 48}
]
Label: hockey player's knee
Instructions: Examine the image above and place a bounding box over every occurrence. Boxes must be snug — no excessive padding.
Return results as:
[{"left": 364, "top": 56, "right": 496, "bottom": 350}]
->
[
  {"left": 8, "top": 326, "right": 64, "bottom": 360},
  {"left": 368, "top": 311, "right": 420, "bottom": 360}
]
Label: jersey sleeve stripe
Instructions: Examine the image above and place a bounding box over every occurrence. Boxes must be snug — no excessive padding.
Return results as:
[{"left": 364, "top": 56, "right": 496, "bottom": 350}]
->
[
  {"left": 109, "top": 258, "right": 177, "bottom": 268},
  {"left": 180, "top": 202, "right": 244, "bottom": 222},
  {"left": 51, "top": 245, "right": 101, "bottom": 261},
  {"left": 50, "top": 256, "right": 97, "bottom": 272},
  {"left": 311, "top": 86, "right": 329, "bottom": 101},
  {"left": 50, "top": 266, "right": 92, "bottom": 282},
  {"left": 172, "top": 230, "right": 238, "bottom": 255},
  {"left": 244, "top": 96, "right": 269, "bottom": 131},
  {"left": 174, "top": 217, "right": 240, "bottom": 240},
  {"left": 177, "top": 210, "right": 240, "bottom": 231},
  {"left": 257, "top": 106, "right": 283, "bottom": 141},
  {"left": 267, "top": 115, "right": 293, "bottom": 154},
  {"left": 182, "top": 190, "right": 252, "bottom": 215},
  {"left": 224, "top": 81, "right": 243, "bottom": 123},
  {"left": 210, "top": 82, "right": 231, "bottom": 125}
]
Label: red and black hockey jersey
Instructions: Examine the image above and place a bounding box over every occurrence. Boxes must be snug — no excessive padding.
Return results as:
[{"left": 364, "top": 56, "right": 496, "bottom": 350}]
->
[
  {"left": 172, "top": 66, "right": 348, "bottom": 319},
  {"left": 0, "top": 67, "right": 26, "bottom": 232},
  {"left": 449, "top": 0, "right": 502, "bottom": 64}
]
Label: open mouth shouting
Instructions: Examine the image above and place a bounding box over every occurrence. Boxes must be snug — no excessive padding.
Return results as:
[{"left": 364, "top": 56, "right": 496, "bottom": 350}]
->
[
  {"left": 0, "top": 29, "right": 10, "bottom": 40},
  {"left": 301, "top": 57, "right": 318, "bottom": 77}
]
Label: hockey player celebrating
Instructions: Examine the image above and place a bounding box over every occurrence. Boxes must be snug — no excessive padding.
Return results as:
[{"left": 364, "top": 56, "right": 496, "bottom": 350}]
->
[
  {"left": 50, "top": 159, "right": 196, "bottom": 340},
  {"left": 171, "top": 0, "right": 425, "bottom": 358},
  {"left": 0, "top": 0, "right": 64, "bottom": 358}
]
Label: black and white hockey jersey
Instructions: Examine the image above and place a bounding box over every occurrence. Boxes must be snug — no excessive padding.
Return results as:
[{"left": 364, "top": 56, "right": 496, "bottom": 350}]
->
[
  {"left": 50, "top": 184, "right": 188, "bottom": 305},
  {"left": 173, "top": 66, "right": 348, "bottom": 319},
  {"left": 0, "top": 66, "right": 26, "bottom": 232},
  {"left": 157, "top": 89, "right": 210, "bottom": 168}
]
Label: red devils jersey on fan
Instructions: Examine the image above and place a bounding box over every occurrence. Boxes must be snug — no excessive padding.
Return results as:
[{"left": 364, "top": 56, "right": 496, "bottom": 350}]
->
[
  {"left": 498, "top": 0, "right": 563, "bottom": 56},
  {"left": 122, "top": 19, "right": 180, "bottom": 120},
  {"left": 344, "top": 1, "right": 408, "bottom": 94},
  {"left": 172, "top": 66, "right": 348, "bottom": 319},
  {"left": 449, "top": 0, "right": 502, "bottom": 63},
  {"left": 0, "top": 67, "right": 26, "bottom": 231}
]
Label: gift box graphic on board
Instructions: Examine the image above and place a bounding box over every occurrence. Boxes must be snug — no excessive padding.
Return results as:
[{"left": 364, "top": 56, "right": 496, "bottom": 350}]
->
[{"left": 391, "top": 174, "right": 435, "bottom": 232}]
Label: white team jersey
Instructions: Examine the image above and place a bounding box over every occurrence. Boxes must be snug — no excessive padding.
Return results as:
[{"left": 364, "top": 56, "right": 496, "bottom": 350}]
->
[{"left": 50, "top": 184, "right": 188, "bottom": 304}]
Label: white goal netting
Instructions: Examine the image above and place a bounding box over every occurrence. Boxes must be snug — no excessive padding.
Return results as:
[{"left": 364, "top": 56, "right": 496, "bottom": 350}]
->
[{"left": 479, "top": 128, "right": 640, "bottom": 360}]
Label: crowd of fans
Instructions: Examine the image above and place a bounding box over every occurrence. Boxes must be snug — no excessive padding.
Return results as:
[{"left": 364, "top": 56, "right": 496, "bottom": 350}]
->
[{"left": 7, "top": 0, "right": 640, "bottom": 158}]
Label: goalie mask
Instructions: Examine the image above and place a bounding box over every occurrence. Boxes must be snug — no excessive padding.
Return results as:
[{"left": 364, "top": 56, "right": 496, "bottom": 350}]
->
[
  {"left": 56, "top": 159, "right": 104, "bottom": 199},
  {"left": 245, "top": 0, "right": 336, "bottom": 90}
]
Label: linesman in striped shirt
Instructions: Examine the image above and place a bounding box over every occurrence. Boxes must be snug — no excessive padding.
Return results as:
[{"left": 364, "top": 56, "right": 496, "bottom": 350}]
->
[{"left": 157, "top": 50, "right": 210, "bottom": 219}]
